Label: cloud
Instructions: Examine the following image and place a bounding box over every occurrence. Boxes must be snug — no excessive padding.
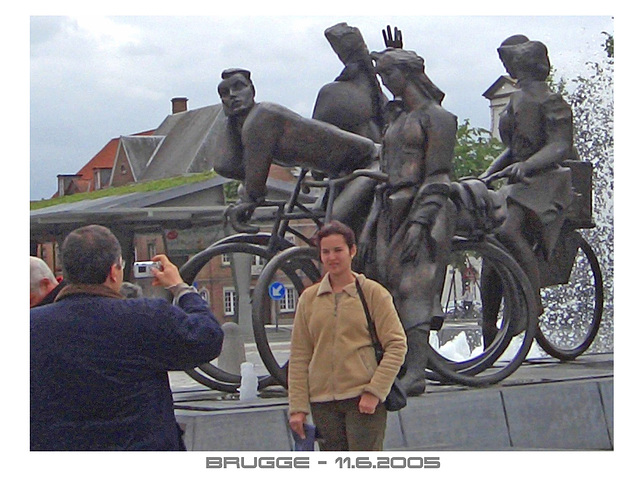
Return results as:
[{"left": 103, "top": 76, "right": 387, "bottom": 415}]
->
[{"left": 29, "top": 15, "right": 613, "bottom": 200}]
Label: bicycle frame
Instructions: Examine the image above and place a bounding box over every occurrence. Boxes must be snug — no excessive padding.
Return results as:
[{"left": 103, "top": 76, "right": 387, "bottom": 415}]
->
[{"left": 225, "top": 168, "right": 389, "bottom": 251}]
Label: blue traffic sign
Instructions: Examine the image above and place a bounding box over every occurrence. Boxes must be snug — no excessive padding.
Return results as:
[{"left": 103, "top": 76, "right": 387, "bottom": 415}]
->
[{"left": 268, "top": 282, "right": 286, "bottom": 300}]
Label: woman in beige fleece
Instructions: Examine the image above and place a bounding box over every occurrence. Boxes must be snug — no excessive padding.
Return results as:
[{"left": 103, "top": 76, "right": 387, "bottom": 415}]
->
[{"left": 288, "top": 220, "right": 407, "bottom": 450}]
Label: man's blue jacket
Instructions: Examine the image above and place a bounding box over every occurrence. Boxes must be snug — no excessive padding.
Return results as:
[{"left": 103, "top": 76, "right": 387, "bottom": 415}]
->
[{"left": 30, "top": 289, "right": 223, "bottom": 450}]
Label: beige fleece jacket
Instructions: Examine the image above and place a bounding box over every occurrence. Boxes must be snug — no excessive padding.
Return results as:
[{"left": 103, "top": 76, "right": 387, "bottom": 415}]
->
[{"left": 288, "top": 273, "right": 407, "bottom": 414}]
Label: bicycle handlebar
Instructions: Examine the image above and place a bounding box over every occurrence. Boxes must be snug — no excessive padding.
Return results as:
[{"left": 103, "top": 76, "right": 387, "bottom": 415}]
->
[
  {"left": 225, "top": 203, "right": 261, "bottom": 234},
  {"left": 225, "top": 169, "right": 389, "bottom": 234}
]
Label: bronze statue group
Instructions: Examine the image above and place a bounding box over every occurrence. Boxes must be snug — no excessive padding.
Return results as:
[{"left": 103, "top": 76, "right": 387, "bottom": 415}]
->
[{"left": 214, "top": 23, "right": 578, "bottom": 449}]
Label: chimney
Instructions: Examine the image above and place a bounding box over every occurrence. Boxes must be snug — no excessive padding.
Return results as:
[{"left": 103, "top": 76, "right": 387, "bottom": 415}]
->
[{"left": 171, "top": 97, "right": 188, "bottom": 114}]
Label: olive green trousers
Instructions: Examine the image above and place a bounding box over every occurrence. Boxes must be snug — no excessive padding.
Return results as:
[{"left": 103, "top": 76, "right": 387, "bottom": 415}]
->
[{"left": 310, "top": 397, "right": 387, "bottom": 451}]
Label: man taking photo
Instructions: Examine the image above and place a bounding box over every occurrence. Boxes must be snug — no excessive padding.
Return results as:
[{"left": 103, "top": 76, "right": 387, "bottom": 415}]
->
[{"left": 30, "top": 224, "right": 224, "bottom": 450}]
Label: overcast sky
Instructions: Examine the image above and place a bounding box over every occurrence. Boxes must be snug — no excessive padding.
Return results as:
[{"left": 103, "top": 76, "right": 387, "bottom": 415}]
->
[{"left": 28, "top": 11, "right": 614, "bottom": 200}]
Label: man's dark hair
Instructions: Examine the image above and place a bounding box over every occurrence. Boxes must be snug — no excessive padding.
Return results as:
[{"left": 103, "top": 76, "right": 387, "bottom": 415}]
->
[
  {"left": 61, "top": 225, "right": 122, "bottom": 284},
  {"left": 312, "top": 220, "right": 356, "bottom": 249}
]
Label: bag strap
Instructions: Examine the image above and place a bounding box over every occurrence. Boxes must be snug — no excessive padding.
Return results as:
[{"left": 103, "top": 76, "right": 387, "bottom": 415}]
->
[{"left": 355, "top": 279, "right": 384, "bottom": 363}]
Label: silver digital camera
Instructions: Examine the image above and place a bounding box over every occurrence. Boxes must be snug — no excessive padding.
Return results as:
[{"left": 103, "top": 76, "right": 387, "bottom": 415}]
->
[{"left": 133, "top": 261, "right": 162, "bottom": 278}]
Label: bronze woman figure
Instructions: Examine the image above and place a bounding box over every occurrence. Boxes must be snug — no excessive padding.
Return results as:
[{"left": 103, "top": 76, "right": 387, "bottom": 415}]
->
[
  {"left": 479, "top": 35, "right": 577, "bottom": 345},
  {"left": 362, "top": 47, "right": 458, "bottom": 395}
]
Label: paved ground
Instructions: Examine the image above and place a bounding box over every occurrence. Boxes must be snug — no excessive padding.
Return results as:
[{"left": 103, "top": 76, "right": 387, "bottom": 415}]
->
[{"left": 170, "top": 352, "right": 613, "bottom": 451}]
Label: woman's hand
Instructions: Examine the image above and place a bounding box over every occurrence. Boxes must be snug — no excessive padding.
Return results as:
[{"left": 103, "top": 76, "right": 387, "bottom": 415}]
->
[
  {"left": 289, "top": 412, "right": 307, "bottom": 438},
  {"left": 358, "top": 392, "right": 380, "bottom": 414},
  {"left": 502, "top": 162, "right": 531, "bottom": 184},
  {"left": 400, "top": 223, "right": 424, "bottom": 264}
]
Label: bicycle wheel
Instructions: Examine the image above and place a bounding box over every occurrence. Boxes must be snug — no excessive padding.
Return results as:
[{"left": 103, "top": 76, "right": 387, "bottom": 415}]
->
[
  {"left": 252, "top": 247, "right": 322, "bottom": 387},
  {"left": 180, "top": 240, "right": 288, "bottom": 390},
  {"left": 536, "top": 232, "right": 604, "bottom": 360},
  {"left": 183, "top": 368, "right": 242, "bottom": 393},
  {"left": 425, "top": 237, "right": 538, "bottom": 387}
]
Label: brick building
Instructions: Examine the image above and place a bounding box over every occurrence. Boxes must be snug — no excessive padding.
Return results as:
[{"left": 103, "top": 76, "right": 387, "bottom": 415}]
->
[{"left": 31, "top": 97, "right": 313, "bottom": 327}]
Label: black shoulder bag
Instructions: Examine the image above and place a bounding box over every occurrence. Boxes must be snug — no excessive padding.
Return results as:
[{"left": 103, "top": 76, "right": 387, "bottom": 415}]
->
[{"left": 355, "top": 280, "right": 407, "bottom": 412}]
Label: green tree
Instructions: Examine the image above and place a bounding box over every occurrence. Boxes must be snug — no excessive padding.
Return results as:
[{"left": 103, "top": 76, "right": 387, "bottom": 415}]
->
[
  {"left": 452, "top": 119, "right": 504, "bottom": 180},
  {"left": 223, "top": 180, "right": 241, "bottom": 203},
  {"left": 602, "top": 31, "right": 613, "bottom": 58}
]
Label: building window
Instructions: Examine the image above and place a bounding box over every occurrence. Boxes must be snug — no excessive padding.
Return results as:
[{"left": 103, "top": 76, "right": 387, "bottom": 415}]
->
[
  {"left": 223, "top": 288, "right": 237, "bottom": 316},
  {"left": 221, "top": 254, "right": 266, "bottom": 274},
  {"left": 198, "top": 287, "right": 210, "bottom": 304},
  {"left": 251, "top": 255, "right": 267, "bottom": 275},
  {"left": 93, "top": 168, "right": 113, "bottom": 190},
  {"left": 279, "top": 285, "right": 297, "bottom": 313}
]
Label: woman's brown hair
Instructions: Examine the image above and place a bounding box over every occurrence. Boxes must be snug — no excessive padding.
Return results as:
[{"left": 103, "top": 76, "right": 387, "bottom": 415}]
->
[{"left": 312, "top": 220, "right": 356, "bottom": 249}]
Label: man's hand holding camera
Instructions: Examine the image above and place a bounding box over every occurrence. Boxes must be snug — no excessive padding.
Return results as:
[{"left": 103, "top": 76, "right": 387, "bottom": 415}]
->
[
  {"left": 148, "top": 255, "right": 183, "bottom": 289},
  {"left": 133, "top": 255, "right": 195, "bottom": 300}
]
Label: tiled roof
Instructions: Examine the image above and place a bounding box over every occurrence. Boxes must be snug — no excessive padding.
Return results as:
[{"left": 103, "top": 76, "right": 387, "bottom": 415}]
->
[
  {"left": 119, "top": 135, "right": 165, "bottom": 182},
  {"left": 52, "top": 100, "right": 298, "bottom": 199},
  {"left": 140, "top": 105, "right": 225, "bottom": 181},
  {"left": 80, "top": 129, "right": 155, "bottom": 181},
  {"left": 53, "top": 130, "right": 156, "bottom": 197}
]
